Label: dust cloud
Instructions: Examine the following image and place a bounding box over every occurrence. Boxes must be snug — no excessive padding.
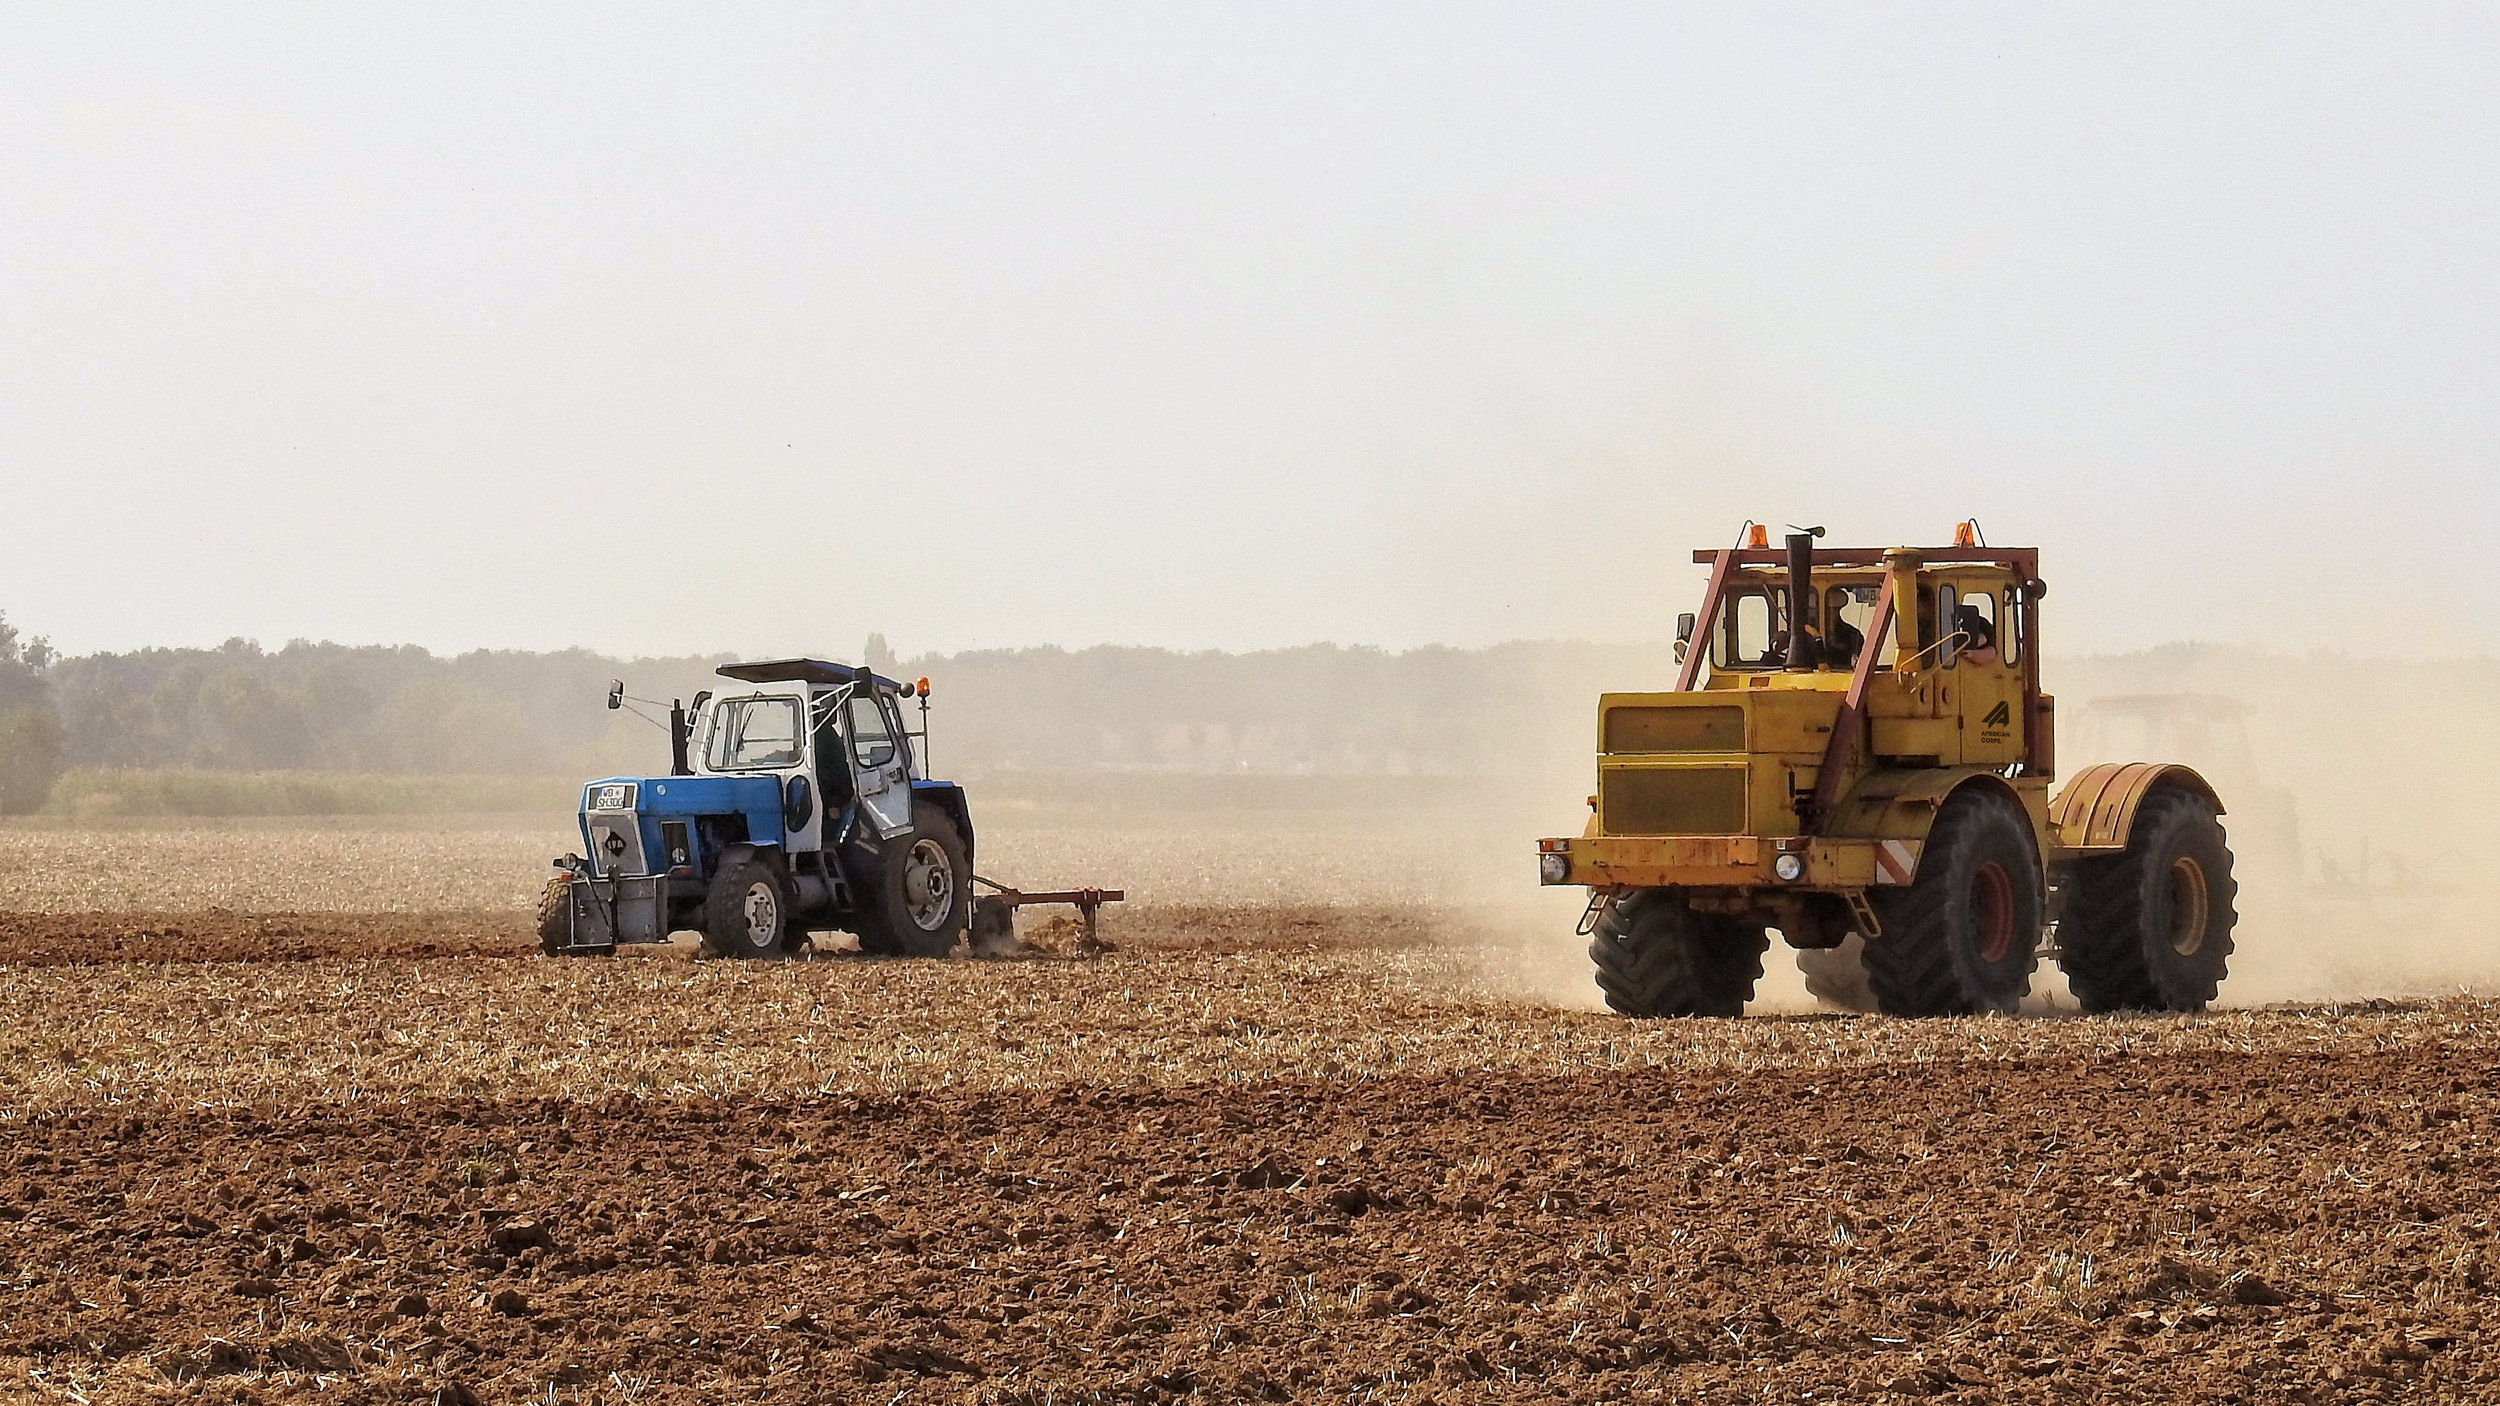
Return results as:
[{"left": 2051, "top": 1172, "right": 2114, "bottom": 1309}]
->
[{"left": 2050, "top": 648, "right": 2500, "bottom": 1004}]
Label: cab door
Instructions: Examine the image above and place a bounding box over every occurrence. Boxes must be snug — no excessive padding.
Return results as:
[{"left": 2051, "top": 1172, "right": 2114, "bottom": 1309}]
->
[
  {"left": 841, "top": 689, "right": 915, "bottom": 839},
  {"left": 703, "top": 690, "right": 823, "bottom": 854},
  {"left": 1941, "top": 580, "right": 2025, "bottom": 766}
]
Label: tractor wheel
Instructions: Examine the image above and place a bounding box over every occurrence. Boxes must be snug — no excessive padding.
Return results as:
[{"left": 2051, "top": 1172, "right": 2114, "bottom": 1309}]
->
[
  {"left": 535, "top": 874, "right": 586, "bottom": 957},
  {"left": 1587, "top": 889, "right": 1769, "bottom": 1018},
  {"left": 854, "top": 801, "right": 971, "bottom": 958},
  {"left": 700, "top": 856, "right": 799, "bottom": 959},
  {"left": 2058, "top": 788, "right": 2237, "bottom": 1013},
  {"left": 1861, "top": 789, "right": 2042, "bottom": 1016},
  {"left": 1795, "top": 934, "right": 1877, "bottom": 1013}
]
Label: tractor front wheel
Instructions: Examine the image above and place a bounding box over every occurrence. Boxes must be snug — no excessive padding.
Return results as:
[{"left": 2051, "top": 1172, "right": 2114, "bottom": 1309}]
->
[
  {"left": 701, "top": 856, "right": 799, "bottom": 959},
  {"left": 1861, "top": 789, "right": 2042, "bottom": 1016},
  {"left": 2058, "top": 788, "right": 2237, "bottom": 1012},
  {"left": 535, "top": 875, "right": 587, "bottom": 957},
  {"left": 854, "top": 802, "right": 971, "bottom": 958},
  {"left": 1588, "top": 889, "right": 1768, "bottom": 1018}
]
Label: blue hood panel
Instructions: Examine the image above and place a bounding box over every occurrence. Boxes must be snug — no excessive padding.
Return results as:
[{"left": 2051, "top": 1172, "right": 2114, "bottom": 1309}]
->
[
  {"left": 586, "top": 775, "right": 783, "bottom": 816},
  {"left": 578, "top": 774, "right": 787, "bottom": 877}
]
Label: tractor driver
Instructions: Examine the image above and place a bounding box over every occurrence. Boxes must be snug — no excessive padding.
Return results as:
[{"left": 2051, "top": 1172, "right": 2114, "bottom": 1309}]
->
[
  {"left": 1954, "top": 605, "right": 1999, "bottom": 666},
  {"left": 1824, "top": 615, "right": 1866, "bottom": 669},
  {"left": 1767, "top": 615, "right": 1866, "bottom": 669}
]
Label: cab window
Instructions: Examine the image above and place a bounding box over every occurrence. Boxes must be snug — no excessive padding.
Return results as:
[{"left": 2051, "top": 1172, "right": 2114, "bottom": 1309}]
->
[
  {"left": 1821, "top": 583, "right": 1896, "bottom": 669},
  {"left": 880, "top": 695, "right": 923, "bottom": 779},
  {"left": 1936, "top": 583, "right": 2009, "bottom": 668},
  {"left": 846, "top": 694, "right": 898, "bottom": 769},
  {"left": 1710, "top": 588, "right": 1785, "bottom": 670},
  {"left": 705, "top": 697, "right": 803, "bottom": 770}
]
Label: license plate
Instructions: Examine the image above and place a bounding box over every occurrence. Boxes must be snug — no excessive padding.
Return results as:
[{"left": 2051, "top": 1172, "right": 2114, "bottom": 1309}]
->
[{"left": 591, "top": 783, "right": 636, "bottom": 811}]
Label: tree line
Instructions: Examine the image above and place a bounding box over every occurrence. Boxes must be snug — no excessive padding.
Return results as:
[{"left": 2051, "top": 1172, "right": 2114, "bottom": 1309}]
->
[
  {"left": 5, "top": 609, "right": 2495, "bottom": 868},
  {"left": 0, "top": 618, "right": 1682, "bottom": 812}
]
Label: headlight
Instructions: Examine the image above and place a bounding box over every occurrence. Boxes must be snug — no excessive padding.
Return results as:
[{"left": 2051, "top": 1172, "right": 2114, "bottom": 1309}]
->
[
  {"left": 1538, "top": 851, "right": 1571, "bottom": 884},
  {"left": 1773, "top": 853, "right": 1806, "bottom": 882}
]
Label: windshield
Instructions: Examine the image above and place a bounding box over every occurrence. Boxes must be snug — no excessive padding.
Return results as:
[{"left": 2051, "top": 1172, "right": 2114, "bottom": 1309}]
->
[
  {"left": 1707, "top": 576, "right": 1897, "bottom": 673},
  {"left": 705, "top": 696, "right": 803, "bottom": 771}
]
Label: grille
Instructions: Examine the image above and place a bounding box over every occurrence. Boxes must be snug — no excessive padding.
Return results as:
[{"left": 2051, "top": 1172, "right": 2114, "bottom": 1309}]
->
[
  {"left": 1601, "top": 766, "right": 1748, "bottom": 836},
  {"left": 1604, "top": 704, "right": 1745, "bottom": 753},
  {"left": 587, "top": 815, "right": 649, "bottom": 878}
]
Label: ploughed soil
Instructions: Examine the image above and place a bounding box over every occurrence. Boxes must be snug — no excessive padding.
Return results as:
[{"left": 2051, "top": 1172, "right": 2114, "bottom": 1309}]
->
[
  {"left": 0, "top": 904, "right": 1423, "bottom": 967},
  {"left": 0, "top": 912, "right": 538, "bottom": 966},
  {"left": 7, "top": 1048, "right": 2495, "bottom": 1404}
]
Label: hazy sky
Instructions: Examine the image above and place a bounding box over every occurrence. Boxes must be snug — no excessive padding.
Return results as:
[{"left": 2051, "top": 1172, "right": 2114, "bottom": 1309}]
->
[{"left": 4, "top": 4, "right": 2495, "bottom": 661}]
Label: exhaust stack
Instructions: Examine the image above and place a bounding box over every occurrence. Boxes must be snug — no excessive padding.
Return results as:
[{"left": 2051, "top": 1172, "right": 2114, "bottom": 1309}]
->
[{"left": 1785, "top": 532, "right": 1819, "bottom": 671}]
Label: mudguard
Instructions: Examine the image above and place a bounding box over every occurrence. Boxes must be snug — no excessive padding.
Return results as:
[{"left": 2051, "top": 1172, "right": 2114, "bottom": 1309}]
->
[
  {"left": 2049, "top": 762, "right": 2223, "bottom": 856},
  {"left": 1821, "top": 766, "right": 2045, "bottom": 885},
  {"left": 1824, "top": 766, "right": 2034, "bottom": 843}
]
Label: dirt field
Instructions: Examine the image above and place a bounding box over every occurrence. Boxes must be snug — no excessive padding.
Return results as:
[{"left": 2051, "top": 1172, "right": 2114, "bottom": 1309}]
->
[{"left": 4, "top": 818, "right": 2499, "bottom": 1403}]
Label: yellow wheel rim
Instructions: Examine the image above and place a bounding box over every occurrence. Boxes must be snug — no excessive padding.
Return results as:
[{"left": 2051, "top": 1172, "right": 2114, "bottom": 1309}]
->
[{"left": 2167, "top": 857, "right": 2210, "bottom": 956}]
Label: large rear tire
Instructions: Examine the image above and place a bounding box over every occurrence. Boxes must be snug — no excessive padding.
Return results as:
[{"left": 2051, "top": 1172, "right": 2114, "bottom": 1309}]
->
[
  {"left": 1588, "top": 889, "right": 1769, "bottom": 1018},
  {"left": 1862, "top": 789, "right": 2042, "bottom": 1016},
  {"left": 700, "top": 856, "right": 799, "bottom": 959},
  {"left": 854, "top": 801, "right": 971, "bottom": 958},
  {"left": 2058, "top": 788, "right": 2237, "bottom": 1012},
  {"left": 1795, "top": 934, "right": 1877, "bottom": 1013}
]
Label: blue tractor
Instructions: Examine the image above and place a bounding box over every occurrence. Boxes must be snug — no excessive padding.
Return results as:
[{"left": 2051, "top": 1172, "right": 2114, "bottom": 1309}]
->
[{"left": 540, "top": 659, "right": 975, "bottom": 958}]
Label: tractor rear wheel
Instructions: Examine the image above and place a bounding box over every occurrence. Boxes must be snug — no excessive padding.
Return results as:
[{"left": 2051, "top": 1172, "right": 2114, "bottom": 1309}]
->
[
  {"left": 854, "top": 801, "right": 971, "bottom": 958},
  {"left": 2058, "top": 788, "right": 2237, "bottom": 1012},
  {"left": 1861, "top": 789, "right": 2042, "bottom": 1016},
  {"left": 700, "top": 856, "right": 799, "bottom": 959},
  {"left": 1588, "top": 889, "right": 1768, "bottom": 1018},
  {"left": 1795, "top": 934, "right": 1877, "bottom": 1013}
]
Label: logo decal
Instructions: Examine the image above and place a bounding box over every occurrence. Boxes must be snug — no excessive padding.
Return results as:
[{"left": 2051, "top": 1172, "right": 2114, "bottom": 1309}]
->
[{"left": 1982, "top": 701, "right": 2011, "bottom": 728}]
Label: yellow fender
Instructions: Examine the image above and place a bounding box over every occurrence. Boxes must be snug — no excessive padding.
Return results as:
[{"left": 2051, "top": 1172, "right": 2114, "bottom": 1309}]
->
[
  {"left": 2048, "top": 762, "right": 2224, "bottom": 856},
  {"left": 1824, "top": 766, "right": 2045, "bottom": 862}
]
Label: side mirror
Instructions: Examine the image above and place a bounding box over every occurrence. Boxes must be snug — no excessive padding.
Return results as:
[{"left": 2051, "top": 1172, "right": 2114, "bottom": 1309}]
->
[
  {"left": 1673, "top": 640, "right": 1689, "bottom": 665},
  {"left": 606, "top": 680, "right": 624, "bottom": 711},
  {"left": 1675, "top": 612, "right": 1696, "bottom": 644}
]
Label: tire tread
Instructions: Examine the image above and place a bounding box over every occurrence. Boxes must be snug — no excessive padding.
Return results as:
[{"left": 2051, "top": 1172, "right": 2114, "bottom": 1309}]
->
[
  {"left": 1861, "top": 789, "right": 2042, "bottom": 1017},
  {"left": 2059, "top": 789, "right": 2237, "bottom": 1012},
  {"left": 1589, "top": 891, "right": 1768, "bottom": 1018}
]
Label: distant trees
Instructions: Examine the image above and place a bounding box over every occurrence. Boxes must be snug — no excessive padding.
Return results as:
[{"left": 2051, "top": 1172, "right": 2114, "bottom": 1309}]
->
[
  {"left": 0, "top": 611, "right": 63, "bottom": 813},
  {"left": 28, "top": 635, "right": 1670, "bottom": 785},
  {"left": 45, "top": 640, "right": 707, "bottom": 778}
]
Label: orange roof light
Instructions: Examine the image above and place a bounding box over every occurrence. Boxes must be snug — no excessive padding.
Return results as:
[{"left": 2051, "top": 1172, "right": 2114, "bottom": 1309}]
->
[
  {"left": 1953, "top": 520, "right": 1977, "bottom": 547},
  {"left": 915, "top": 676, "right": 932, "bottom": 698},
  {"left": 1746, "top": 523, "right": 1770, "bottom": 549}
]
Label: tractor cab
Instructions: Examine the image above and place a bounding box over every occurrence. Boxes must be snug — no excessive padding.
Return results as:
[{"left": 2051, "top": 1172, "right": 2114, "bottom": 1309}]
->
[
  {"left": 700, "top": 659, "right": 931, "bottom": 848},
  {"left": 1673, "top": 528, "right": 2042, "bottom": 774}
]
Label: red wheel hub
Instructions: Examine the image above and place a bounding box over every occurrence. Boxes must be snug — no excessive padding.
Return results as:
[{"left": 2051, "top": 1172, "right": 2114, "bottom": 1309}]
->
[{"left": 1971, "top": 860, "right": 2015, "bottom": 964}]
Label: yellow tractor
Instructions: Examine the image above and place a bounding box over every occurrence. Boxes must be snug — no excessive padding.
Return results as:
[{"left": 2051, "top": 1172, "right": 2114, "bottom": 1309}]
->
[{"left": 1537, "top": 523, "right": 2236, "bottom": 1018}]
